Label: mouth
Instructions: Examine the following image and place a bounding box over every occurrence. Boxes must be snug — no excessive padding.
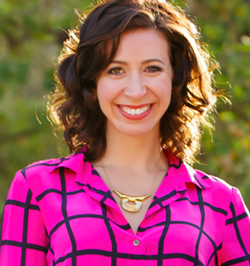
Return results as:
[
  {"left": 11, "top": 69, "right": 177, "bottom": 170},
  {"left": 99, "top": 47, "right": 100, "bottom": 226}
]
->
[{"left": 118, "top": 104, "right": 152, "bottom": 116}]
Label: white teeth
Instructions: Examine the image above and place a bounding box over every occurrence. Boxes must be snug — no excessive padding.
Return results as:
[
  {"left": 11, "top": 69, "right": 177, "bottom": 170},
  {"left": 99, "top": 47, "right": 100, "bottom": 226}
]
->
[{"left": 120, "top": 105, "right": 150, "bottom": 115}]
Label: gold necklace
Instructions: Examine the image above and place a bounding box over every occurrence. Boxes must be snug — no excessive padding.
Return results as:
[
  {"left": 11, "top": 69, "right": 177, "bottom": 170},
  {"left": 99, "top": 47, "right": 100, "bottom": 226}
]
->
[{"left": 101, "top": 152, "right": 161, "bottom": 213}]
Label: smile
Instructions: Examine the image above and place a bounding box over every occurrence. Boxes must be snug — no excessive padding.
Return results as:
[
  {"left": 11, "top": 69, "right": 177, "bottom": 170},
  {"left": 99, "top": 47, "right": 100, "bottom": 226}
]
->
[{"left": 119, "top": 105, "right": 151, "bottom": 115}]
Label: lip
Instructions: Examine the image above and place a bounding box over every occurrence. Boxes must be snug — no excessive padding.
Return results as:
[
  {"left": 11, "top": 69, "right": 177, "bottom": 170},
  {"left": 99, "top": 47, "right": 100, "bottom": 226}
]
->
[
  {"left": 116, "top": 104, "right": 154, "bottom": 120},
  {"left": 118, "top": 104, "right": 151, "bottom": 109}
]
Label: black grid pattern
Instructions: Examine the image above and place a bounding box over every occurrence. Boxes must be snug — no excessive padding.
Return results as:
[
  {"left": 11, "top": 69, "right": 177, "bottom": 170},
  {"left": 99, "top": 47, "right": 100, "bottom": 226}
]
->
[{"left": 1, "top": 149, "right": 250, "bottom": 265}]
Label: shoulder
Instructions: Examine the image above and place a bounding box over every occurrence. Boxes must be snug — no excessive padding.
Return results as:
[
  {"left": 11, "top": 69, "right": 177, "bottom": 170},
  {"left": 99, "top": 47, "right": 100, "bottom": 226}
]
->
[
  {"left": 12, "top": 150, "right": 86, "bottom": 198},
  {"left": 20, "top": 157, "right": 65, "bottom": 176},
  {"left": 182, "top": 160, "right": 232, "bottom": 193},
  {"left": 190, "top": 166, "right": 247, "bottom": 212},
  {"left": 20, "top": 149, "right": 86, "bottom": 177},
  {"left": 165, "top": 148, "right": 234, "bottom": 197},
  {"left": 195, "top": 167, "right": 233, "bottom": 192}
]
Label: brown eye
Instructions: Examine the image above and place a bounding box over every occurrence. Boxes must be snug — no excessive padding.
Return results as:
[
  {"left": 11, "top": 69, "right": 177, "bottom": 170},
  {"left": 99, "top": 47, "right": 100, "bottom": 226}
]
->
[
  {"left": 108, "top": 67, "right": 124, "bottom": 75},
  {"left": 146, "top": 66, "right": 162, "bottom": 73}
]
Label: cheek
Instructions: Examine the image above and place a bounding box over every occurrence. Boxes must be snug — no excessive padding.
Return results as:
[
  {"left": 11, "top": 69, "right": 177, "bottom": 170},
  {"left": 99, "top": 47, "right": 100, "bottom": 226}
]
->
[
  {"left": 154, "top": 79, "right": 172, "bottom": 100},
  {"left": 97, "top": 79, "right": 123, "bottom": 105},
  {"left": 96, "top": 80, "right": 108, "bottom": 104},
  {"left": 96, "top": 82, "right": 115, "bottom": 114}
]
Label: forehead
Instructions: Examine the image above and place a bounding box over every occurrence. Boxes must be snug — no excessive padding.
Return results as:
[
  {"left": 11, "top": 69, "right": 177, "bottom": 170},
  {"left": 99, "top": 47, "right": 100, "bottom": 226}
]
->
[{"left": 113, "top": 28, "right": 170, "bottom": 60}]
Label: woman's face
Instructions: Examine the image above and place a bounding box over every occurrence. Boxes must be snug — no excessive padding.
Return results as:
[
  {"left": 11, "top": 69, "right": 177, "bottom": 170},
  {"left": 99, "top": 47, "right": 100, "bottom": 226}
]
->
[{"left": 96, "top": 28, "right": 173, "bottom": 138}]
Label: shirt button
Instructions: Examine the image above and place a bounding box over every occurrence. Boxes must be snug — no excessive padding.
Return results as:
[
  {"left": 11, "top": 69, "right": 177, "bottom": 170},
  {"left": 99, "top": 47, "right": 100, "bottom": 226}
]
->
[{"left": 133, "top": 239, "right": 140, "bottom": 246}]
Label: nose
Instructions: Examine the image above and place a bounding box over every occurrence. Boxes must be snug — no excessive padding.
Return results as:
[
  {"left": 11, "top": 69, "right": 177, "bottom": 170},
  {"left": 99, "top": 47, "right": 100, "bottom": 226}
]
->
[{"left": 124, "top": 73, "right": 147, "bottom": 100}]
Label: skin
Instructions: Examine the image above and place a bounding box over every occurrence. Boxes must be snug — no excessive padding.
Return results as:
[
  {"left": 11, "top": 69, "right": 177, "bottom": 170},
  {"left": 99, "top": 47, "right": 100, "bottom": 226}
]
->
[
  {"left": 97, "top": 28, "right": 173, "bottom": 139},
  {"left": 93, "top": 29, "right": 172, "bottom": 234}
]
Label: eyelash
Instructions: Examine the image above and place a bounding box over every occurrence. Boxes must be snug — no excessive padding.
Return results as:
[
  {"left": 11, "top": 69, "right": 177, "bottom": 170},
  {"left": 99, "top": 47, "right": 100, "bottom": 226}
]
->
[
  {"left": 146, "top": 66, "right": 162, "bottom": 73},
  {"left": 107, "top": 65, "right": 162, "bottom": 75},
  {"left": 107, "top": 67, "right": 124, "bottom": 75}
]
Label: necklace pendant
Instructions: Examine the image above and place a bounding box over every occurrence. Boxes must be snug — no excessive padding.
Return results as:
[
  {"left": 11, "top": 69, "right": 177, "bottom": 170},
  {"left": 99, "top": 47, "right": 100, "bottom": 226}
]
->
[
  {"left": 113, "top": 190, "right": 150, "bottom": 213},
  {"left": 121, "top": 198, "right": 142, "bottom": 212}
]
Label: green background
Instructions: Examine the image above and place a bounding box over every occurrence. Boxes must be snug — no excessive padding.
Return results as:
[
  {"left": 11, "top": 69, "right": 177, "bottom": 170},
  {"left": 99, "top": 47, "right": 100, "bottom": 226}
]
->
[{"left": 0, "top": 0, "right": 250, "bottom": 223}]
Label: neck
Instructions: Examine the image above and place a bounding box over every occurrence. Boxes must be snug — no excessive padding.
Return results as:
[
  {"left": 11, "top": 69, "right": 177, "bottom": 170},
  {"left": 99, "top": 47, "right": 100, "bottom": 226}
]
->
[{"left": 101, "top": 125, "right": 162, "bottom": 171}]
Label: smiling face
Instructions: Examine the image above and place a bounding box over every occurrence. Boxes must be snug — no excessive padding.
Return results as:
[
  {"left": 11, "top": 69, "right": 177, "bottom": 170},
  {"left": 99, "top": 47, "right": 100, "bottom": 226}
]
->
[{"left": 96, "top": 29, "right": 173, "bottom": 139}]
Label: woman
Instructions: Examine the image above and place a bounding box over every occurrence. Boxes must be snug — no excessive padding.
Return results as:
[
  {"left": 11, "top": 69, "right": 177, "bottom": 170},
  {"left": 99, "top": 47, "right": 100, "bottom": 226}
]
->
[{"left": 1, "top": 0, "right": 250, "bottom": 265}]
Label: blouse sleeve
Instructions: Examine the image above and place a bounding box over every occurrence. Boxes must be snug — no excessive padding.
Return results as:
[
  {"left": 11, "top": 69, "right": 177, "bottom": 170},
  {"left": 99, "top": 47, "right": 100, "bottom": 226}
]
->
[
  {"left": 219, "top": 187, "right": 250, "bottom": 265},
  {"left": 0, "top": 170, "right": 48, "bottom": 266}
]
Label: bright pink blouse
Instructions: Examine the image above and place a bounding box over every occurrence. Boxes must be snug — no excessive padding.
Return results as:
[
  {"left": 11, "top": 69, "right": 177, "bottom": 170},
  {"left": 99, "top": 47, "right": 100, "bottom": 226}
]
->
[{"left": 1, "top": 148, "right": 250, "bottom": 266}]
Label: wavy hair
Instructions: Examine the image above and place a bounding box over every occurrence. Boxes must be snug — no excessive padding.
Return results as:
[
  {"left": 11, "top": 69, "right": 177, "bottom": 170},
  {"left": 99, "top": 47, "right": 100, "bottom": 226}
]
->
[{"left": 49, "top": 0, "right": 218, "bottom": 164}]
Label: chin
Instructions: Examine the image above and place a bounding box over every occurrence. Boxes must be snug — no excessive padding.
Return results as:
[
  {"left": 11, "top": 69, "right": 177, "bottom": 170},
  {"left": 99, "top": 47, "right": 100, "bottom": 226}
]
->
[{"left": 119, "top": 124, "right": 159, "bottom": 137}]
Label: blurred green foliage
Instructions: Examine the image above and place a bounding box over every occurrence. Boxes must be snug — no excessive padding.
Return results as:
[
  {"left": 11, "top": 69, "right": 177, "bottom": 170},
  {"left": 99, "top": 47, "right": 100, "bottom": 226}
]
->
[
  {"left": 181, "top": 0, "right": 250, "bottom": 206},
  {"left": 0, "top": 0, "right": 249, "bottom": 224}
]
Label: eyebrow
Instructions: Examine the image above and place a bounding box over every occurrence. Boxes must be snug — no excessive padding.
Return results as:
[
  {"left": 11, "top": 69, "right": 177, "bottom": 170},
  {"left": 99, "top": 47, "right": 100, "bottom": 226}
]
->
[{"left": 111, "top": 58, "right": 166, "bottom": 65}]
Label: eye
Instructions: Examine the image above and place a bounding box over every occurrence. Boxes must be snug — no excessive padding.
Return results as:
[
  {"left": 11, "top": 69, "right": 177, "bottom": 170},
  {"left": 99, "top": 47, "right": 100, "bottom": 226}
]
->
[
  {"left": 145, "top": 66, "right": 162, "bottom": 73},
  {"left": 108, "top": 67, "right": 124, "bottom": 75}
]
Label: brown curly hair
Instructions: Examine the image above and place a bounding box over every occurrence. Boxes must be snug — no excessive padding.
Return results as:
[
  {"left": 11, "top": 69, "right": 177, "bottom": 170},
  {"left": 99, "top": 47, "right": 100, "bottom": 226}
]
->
[{"left": 49, "top": 0, "right": 218, "bottom": 164}]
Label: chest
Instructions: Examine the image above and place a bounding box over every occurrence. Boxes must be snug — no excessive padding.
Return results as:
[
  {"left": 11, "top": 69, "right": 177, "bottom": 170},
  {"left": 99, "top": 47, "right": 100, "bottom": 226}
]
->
[{"left": 39, "top": 188, "right": 227, "bottom": 266}]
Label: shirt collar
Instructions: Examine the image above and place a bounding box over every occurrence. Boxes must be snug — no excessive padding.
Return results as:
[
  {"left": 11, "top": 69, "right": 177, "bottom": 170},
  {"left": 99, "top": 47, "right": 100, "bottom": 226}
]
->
[
  {"left": 163, "top": 148, "right": 212, "bottom": 192},
  {"left": 48, "top": 149, "right": 87, "bottom": 174},
  {"left": 49, "top": 147, "right": 212, "bottom": 191}
]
